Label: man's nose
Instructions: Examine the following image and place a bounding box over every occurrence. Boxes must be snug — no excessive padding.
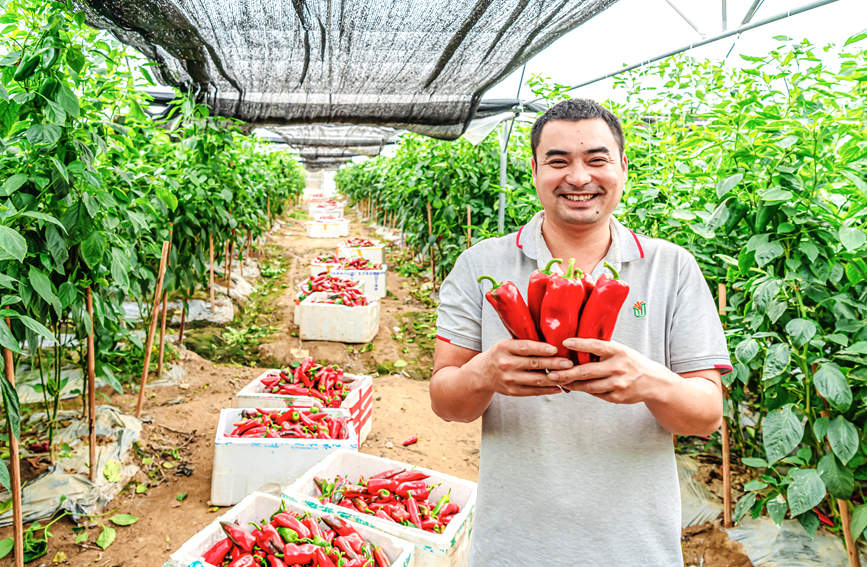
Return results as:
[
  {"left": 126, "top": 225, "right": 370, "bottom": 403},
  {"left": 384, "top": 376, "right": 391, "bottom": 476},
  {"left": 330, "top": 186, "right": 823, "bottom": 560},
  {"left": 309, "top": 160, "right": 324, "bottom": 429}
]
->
[{"left": 563, "top": 162, "right": 592, "bottom": 187}]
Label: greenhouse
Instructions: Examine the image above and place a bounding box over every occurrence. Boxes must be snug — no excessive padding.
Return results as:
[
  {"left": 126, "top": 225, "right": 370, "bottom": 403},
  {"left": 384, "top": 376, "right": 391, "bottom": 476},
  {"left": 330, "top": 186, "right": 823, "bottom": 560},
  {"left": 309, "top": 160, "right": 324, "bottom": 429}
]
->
[{"left": 0, "top": 0, "right": 865, "bottom": 565}]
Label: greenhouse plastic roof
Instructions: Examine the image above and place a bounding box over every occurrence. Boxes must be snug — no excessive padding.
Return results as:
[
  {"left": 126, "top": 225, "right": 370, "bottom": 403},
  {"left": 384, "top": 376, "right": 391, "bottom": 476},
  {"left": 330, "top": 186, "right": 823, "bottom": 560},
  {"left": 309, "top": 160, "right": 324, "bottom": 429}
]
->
[{"left": 78, "top": 0, "right": 618, "bottom": 139}]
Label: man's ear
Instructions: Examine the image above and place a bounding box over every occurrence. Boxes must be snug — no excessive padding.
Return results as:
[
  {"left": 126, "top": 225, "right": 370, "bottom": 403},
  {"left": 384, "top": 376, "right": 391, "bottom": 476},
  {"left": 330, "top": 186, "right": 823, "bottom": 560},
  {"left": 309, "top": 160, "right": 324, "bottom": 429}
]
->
[
  {"left": 530, "top": 157, "right": 537, "bottom": 184},
  {"left": 621, "top": 153, "right": 628, "bottom": 183}
]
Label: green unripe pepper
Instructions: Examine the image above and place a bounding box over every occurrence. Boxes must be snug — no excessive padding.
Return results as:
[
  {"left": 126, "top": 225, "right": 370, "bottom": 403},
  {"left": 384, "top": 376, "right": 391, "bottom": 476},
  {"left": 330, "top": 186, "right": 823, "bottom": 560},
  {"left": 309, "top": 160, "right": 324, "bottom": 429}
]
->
[
  {"left": 38, "top": 77, "right": 60, "bottom": 100},
  {"left": 13, "top": 54, "right": 40, "bottom": 81},
  {"left": 754, "top": 203, "right": 780, "bottom": 233}
]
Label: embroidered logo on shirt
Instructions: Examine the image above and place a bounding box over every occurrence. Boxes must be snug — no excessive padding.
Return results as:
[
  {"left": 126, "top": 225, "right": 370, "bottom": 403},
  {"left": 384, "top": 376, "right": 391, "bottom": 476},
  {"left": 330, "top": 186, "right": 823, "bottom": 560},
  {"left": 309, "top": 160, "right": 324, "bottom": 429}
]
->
[{"left": 632, "top": 300, "right": 647, "bottom": 318}]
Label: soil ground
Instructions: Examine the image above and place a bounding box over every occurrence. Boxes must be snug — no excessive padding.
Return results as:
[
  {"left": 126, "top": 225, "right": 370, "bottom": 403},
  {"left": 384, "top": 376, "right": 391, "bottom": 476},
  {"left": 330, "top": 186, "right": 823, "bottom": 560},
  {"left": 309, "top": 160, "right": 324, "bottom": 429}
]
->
[{"left": 0, "top": 207, "right": 752, "bottom": 566}]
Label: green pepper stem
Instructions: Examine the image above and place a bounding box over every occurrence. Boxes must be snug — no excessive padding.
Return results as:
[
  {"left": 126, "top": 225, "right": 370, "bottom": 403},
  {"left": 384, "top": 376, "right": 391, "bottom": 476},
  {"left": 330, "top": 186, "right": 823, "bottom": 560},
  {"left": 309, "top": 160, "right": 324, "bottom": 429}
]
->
[
  {"left": 566, "top": 258, "right": 576, "bottom": 279},
  {"left": 603, "top": 261, "right": 621, "bottom": 280},
  {"left": 542, "top": 258, "right": 562, "bottom": 273},
  {"left": 477, "top": 275, "right": 500, "bottom": 289}
]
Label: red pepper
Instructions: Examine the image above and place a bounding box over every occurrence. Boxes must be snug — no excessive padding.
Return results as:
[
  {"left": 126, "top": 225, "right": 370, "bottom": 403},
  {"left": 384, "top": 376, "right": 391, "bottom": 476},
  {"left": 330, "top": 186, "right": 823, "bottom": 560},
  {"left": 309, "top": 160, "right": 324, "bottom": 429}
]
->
[
  {"left": 477, "top": 275, "right": 540, "bottom": 341},
  {"left": 375, "top": 508, "right": 394, "bottom": 522},
  {"left": 527, "top": 258, "right": 562, "bottom": 335},
  {"left": 254, "top": 523, "right": 285, "bottom": 554},
  {"left": 227, "top": 555, "right": 256, "bottom": 567},
  {"left": 372, "top": 546, "right": 391, "bottom": 567},
  {"left": 366, "top": 478, "right": 398, "bottom": 493},
  {"left": 392, "top": 470, "right": 428, "bottom": 483},
  {"left": 386, "top": 503, "right": 410, "bottom": 523},
  {"left": 303, "top": 516, "right": 322, "bottom": 541},
  {"left": 575, "top": 262, "right": 630, "bottom": 364},
  {"left": 539, "top": 258, "right": 586, "bottom": 358},
  {"left": 421, "top": 518, "right": 441, "bottom": 532},
  {"left": 282, "top": 542, "right": 317, "bottom": 563},
  {"left": 320, "top": 515, "right": 358, "bottom": 538},
  {"left": 220, "top": 521, "right": 256, "bottom": 553},
  {"left": 272, "top": 513, "right": 312, "bottom": 539},
  {"left": 371, "top": 468, "right": 404, "bottom": 480},
  {"left": 314, "top": 547, "right": 338, "bottom": 567},
  {"left": 814, "top": 506, "right": 834, "bottom": 527},
  {"left": 401, "top": 435, "right": 418, "bottom": 446},
  {"left": 334, "top": 536, "right": 361, "bottom": 561},
  {"left": 266, "top": 554, "right": 286, "bottom": 567},
  {"left": 394, "top": 480, "right": 427, "bottom": 496},
  {"left": 202, "top": 537, "right": 233, "bottom": 565},
  {"left": 438, "top": 502, "right": 459, "bottom": 518},
  {"left": 406, "top": 497, "right": 422, "bottom": 528}
]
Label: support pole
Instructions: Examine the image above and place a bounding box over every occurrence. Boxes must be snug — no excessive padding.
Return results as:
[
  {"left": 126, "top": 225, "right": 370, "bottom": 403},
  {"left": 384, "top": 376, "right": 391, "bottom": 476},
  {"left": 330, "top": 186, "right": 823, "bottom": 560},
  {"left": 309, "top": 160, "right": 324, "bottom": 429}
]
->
[
  {"left": 136, "top": 241, "right": 170, "bottom": 418},
  {"left": 3, "top": 319, "right": 24, "bottom": 567},
  {"left": 718, "top": 282, "right": 732, "bottom": 528},
  {"left": 85, "top": 288, "right": 97, "bottom": 482},
  {"left": 155, "top": 290, "right": 169, "bottom": 383},
  {"left": 466, "top": 204, "right": 472, "bottom": 249},
  {"left": 839, "top": 499, "right": 861, "bottom": 567},
  {"left": 426, "top": 201, "right": 436, "bottom": 289},
  {"left": 498, "top": 123, "right": 507, "bottom": 235},
  {"left": 178, "top": 303, "right": 187, "bottom": 345},
  {"left": 209, "top": 234, "right": 215, "bottom": 306}
]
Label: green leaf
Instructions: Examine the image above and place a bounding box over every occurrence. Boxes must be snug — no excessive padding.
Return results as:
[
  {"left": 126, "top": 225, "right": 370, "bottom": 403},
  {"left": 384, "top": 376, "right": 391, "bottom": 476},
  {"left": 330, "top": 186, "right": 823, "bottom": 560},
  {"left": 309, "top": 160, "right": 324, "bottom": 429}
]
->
[
  {"left": 1, "top": 372, "right": 20, "bottom": 439},
  {"left": 103, "top": 459, "right": 122, "bottom": 483},
  {"left": 755, "top": 240, "right": 784, "bottom": 267},
  {"left": 762, "top": 343, "right": 789, "bottom": 381},
  {"left": 96, "top": 526, "right": 116, "bottom": 550},
  {"left": 840, "top": 227, "right": 866, "bottom": 251},
  {"left": 761, "top": 188, "right": 793, "bottom": 202},
  {"left": 817, "top": 454, "right": 854, "bottom": 499},
  {"left": 744, "top": 480, "right": 767, "bottom": 491},
  {"left": 0, "top": 225, "right": 27, "bottom": 261},
  {"left": 844, "top": 31, "right": 867, "bottom": 46},
  {"left": 1, "top": 173, "right": 27, "bottom": 196},
  {"left": 19, "top": 211, "right": 67, "bottom": 232},
  {"left": 797, "top": 510, "right": 820, "bottom": 538},
  {"left": 0, "top": 318, "right": 24, "bottom": 355},
  {"left": 813, "top": 417, "right": 830, "bottom": 442},
  {"left": 56, "top": 84, "right": 79, "bottom": 118},
  {"left": 735, "top": 338, "right": 759, "bottom": 364},
  {"left": 25, "top": 123, "right": 62, "bottom": 146},
  {"left": 176, "top": 493, "right": 188, "bottom": 502},
  {"left": 841, "top": 341, "right": 867, "bottom": 355},
  {"left": 716, "top": 173, "right": 743, "bottom": 199},
  {"left": 814, "top": 363, "right": 852, "bottom": 412},
  {"left": 28, "top": 266, "right": 62, "bottom": 316},
  {"left": 0, "top": 459, "right": 9, "bottom": 492},
  {"left": 80, "top": 232, "right": 105, "bottom": 268},
  {"left": 742, "top": 457, "right": 768, "bottom": 468},
  {"left": 734, "top": 491, "right": 756, "bottom": 522},
  {"left": 0, "top": 537, "right": 12, "bottom": 560},
  {"left": 110, "top": 248, "right": 130, "bottom": 290},
  {"left": 155, "top": 186, "right": 178, "bottom": 211},
  {"left": 135, "top": 483, "right": 147, "bottom": 494},
  {"left": 766, "top": 495, "right": 787, "bottom": 526},
  {"left": 18, "top": 315, "right": 54, "bottom": 343},
  {"left": 763, "top": 405, "right": 804, "bottom": 464},
  {"left": 785, "top": 318, "right": 816, "bottom": 347},
  {"left": 109, "top": 513, "right": 139, "bottom": 526},
  {"left": 74, "top": 531, "right": 87, "bottom": 544},
  {"left": 786, "top": 468, "right": 825, "bottom": 517},
  {"left": 827, "top": 416, "right": 858, "bottom": 464},
  {"left": 852, "top": 505, "right": 867, "bottom": 541}
]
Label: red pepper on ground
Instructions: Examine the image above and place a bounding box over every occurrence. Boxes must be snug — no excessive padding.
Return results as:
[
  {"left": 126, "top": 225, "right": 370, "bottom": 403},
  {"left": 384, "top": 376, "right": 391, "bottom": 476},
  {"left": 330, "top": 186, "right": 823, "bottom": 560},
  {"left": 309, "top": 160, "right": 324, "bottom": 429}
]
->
[
  {"left": 539, "top": 258, "right": 586, "bottom": 359},
  {"left": 575, "top": 262, "right": 630, "bottom": 364},
  {"left": 477, "top": 275, "right": 540, "bottom": 341},
  {"left": 401, "top": 435, "right": 418, "bottom": 446},
  {"left": 527, "top": 258, "right": 562, "bottom": 335}
]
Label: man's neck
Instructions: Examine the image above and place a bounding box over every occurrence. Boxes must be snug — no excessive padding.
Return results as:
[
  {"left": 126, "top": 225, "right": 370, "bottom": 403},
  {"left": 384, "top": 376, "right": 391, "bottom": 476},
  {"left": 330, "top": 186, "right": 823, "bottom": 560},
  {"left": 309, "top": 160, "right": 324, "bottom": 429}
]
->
[{"left": 541, "top": 215, "right": 613, "bottom": 276}]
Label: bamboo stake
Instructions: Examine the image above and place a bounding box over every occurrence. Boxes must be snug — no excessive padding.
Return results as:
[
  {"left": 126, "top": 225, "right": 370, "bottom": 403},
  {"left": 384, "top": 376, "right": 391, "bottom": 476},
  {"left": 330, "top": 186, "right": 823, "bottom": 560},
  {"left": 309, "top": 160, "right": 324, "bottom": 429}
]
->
[
  {"left": 426, "top": 201, "right": 435, "bottom": 289},
  {"left": 155, "top": 290, "right": 169, "bottom": 382},
  {"left": 136, "top": 241, "right": 170, "bottom": 418},
  {"left": 466, "top": 204, "right": 472, "bottom": 249},
  {"left": 3, "top": 318, "right": 24, "bottom": 567},
  {"left": 718, "top": 282, "right": 732, "bottom": 528},
  {"left": 178, "top": 303, "right": 186, "bottom": 345},
  {"left": 227, "top": 240, "right": 234, "bottom": 296},
  {"left": 839, "top": 499, "right": 861, "bottom": 567},
  {"left": 85, "top": 288, "right": 97, "bottom": 482},
  {"left": 209, "top": 234, "right": 215, "bottom": 306}
]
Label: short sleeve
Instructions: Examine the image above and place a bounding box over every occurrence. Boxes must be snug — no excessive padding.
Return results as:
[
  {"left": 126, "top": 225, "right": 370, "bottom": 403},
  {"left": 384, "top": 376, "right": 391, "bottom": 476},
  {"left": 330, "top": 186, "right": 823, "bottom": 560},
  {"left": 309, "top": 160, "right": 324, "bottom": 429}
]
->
[
  {"left": 436, "top": 250, "right": 483, "bottom": 352},
  {"left": 668, "top": 252, "right": 732, "bottom": 375}
]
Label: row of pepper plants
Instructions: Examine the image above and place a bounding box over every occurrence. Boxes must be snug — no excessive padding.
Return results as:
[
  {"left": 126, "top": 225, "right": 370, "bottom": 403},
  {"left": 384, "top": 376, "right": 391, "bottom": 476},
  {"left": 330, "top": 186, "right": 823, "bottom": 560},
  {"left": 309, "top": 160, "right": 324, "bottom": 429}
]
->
[
  {"left": 0, "top": 0, "right": 305, "bottom": 493},
  {"left": 337, "top": 34, "right": 867, "bottom": 541}
]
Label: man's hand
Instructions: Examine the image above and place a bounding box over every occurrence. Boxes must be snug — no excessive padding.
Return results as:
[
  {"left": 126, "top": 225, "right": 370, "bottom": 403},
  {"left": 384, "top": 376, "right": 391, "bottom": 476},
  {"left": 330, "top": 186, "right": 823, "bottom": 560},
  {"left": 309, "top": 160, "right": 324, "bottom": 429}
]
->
[
  {"left": 548, "top": 338, "right": 663, "bottom": 403},
  {"left": 466, "top": 338, "right": 574, "bottom": 397}
]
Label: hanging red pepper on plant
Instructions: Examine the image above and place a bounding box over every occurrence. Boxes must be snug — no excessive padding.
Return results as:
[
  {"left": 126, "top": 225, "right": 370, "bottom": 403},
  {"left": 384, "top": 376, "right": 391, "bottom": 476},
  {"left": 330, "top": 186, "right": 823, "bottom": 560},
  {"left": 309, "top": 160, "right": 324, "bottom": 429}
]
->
[
  {"left": 527, "top": 258, "right": 562, "bottom": 336},
  {"left": 575, "top": 262, "right": 630, "bottom": 364},
  {"left": 477, "top": 275, "right": 540, "bottom": 341},
  {"left": 539, "top": 258, "right": 587, "bottom": 358}
]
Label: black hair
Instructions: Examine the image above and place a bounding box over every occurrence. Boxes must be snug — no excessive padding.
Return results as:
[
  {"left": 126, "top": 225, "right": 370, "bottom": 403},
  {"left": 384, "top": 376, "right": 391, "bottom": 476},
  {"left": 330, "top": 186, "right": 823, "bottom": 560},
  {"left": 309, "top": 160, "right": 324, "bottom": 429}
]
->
[{"left": 530, "top": 99, "right": 625, "bottom": 161}]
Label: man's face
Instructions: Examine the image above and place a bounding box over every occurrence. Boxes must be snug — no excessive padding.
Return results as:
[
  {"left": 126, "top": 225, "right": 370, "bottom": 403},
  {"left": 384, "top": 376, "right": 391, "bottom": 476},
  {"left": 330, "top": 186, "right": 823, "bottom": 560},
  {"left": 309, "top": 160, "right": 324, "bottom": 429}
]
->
[{"left": 531, "top": 118, "right": 628, "bottom": 228}]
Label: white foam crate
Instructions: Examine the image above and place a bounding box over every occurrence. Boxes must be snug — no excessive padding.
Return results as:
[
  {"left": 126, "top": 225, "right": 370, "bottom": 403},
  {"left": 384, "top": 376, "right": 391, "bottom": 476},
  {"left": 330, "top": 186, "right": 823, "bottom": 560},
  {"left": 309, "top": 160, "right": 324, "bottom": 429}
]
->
[
  {"left": 306, "top": 219, "right": 349, "bottom": 238},
  {"left": 166, "top": 492, "right": 414, "bottom": 567},
  {"left": 309, "top": 261, "right": 339, "bottom": 276},
  {"left": 297, "top": 296, "right": 379, "bottom": 343},
  {"left": 309, "top": 206, "right": 343, "bottom": 220},
  {"left": 337, "top": 243, "right": 385, "bottom": 265},
  {"left": 210, "top": 408, "right": 357, "bottom": 506},
  {"left": 236, "top": 372, "right": 373, "bottom": 446},
  {"left": 307, "top": 266, "right": 387, "bottom": 300},
  {"left": 284, "top": 450, "right": 477, "bottom": 567}
]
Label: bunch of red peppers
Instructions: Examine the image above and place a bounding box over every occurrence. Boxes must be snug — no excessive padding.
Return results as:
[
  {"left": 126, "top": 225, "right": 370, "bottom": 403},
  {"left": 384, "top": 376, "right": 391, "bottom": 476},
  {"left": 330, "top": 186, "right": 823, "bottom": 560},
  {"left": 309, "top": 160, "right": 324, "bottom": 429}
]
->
[
  {"left": 314, "top": 470, "right": 460, "bottom": 534},
  {"left": 478, "top": 259, "right": 630, "bottom": 363},
  {"left": 340, "top": 257, "right": 382, "bottom": 271},
  {"left": 260, "top": 357, "right": 351, "bottom": 408},
  {"left": 228, "top": 407, "right": 349, "bottom": 441},
  {"left": 344, "top": 237, "right": 376, "bottom": 247},
  {"left": 296, "top": 275, "right": 365, "bottom": 304},
  {"left": 203, "top": 504, "right": 392, "bottom": 567}
]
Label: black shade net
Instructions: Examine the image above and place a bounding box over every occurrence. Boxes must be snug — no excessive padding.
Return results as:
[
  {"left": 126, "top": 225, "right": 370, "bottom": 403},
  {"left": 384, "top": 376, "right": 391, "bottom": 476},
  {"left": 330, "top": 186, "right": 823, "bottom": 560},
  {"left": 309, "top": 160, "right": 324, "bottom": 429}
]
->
[{"left": 77, "top": 0, "right": 617, "bottom": 139}]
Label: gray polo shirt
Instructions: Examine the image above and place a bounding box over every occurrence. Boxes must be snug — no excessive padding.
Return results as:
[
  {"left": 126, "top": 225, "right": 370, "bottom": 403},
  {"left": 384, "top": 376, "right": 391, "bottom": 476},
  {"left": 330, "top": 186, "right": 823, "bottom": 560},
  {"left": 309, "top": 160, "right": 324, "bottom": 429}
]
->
[{"left": 436, "top": 211, "right": 731, "bottom": 566}]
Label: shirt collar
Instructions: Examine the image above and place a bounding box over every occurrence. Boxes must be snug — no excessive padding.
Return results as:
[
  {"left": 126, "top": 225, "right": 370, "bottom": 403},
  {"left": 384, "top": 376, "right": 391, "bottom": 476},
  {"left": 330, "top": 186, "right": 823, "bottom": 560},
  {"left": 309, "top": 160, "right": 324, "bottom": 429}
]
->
[{"left": 516, "top": 211, "right": 645, "bottom": 271}]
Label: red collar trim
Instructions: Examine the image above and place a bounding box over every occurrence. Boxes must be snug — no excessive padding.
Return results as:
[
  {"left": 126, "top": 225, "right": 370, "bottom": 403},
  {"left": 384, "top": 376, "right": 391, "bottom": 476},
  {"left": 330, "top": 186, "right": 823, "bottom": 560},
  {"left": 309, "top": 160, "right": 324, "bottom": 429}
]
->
[
  {"left": 515, "top": 224, "right": 526, "bottom": 249},
  {"left": 629, "top": 229, "right": 645, "bottom": 259}
]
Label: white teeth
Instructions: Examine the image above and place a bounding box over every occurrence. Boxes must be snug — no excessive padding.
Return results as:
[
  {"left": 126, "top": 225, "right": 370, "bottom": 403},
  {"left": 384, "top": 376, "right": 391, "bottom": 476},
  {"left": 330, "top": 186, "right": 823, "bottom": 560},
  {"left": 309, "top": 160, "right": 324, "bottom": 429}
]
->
[{"left": 563, "top": 194, "right": 595, "bottom": 202}]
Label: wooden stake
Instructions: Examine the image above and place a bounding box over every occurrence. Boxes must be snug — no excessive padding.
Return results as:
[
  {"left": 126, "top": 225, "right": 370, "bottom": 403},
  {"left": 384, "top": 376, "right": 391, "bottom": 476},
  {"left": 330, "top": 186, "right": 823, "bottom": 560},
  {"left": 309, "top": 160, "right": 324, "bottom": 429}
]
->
[
  {"left": 426, "top": 201, "right": 435, "bottom": 289},
  {"left": 136, "top": 241, "right": 170, "bottom": 418},
  {"left": 839, "top": 499, "right": 861, "bottom": 567},
  {"left": 466, "top": 204, "right": 472, "bottom": 249},
  {"left": 227, "top": 240, "right": 234, "bottom": 296},
  {"left": 85, "top": 288, "right": 97, "bottom": 482},
  {"left": 247, "top": 230, "right": 252, "bottom": 259},
  {"left": 718, "top": 282, "right": 732, "bottom": 528},
  {"left": 178, "top": 303, "right": 186, "bottom": 345},
  {"left": 3, "top": 318, "right": 24, "bottom": 567},
  {"left": 209, "top": 234, "right": 215, "bottom": 306},
  {"left": 155, "top": 290, "right": 169, "bottom": 383}
]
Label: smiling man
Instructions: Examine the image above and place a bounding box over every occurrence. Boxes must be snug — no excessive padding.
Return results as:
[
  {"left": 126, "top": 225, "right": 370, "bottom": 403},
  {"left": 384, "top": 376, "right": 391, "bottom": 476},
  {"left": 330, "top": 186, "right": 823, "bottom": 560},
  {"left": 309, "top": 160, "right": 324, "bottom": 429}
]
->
[{"left": 430, "top": 99, "right": 732, "bottom": 565}]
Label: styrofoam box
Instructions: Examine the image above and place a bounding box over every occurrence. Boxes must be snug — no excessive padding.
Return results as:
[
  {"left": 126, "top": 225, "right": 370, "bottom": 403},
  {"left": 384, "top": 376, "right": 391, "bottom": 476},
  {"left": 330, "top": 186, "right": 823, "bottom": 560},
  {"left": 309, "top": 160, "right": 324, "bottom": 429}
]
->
[
  {"left": 337, "top": 243, "right": 385, "bottom": 265},
  {"left": 306, "top": 219, "right": 349, "bottom": 238},
  {"left": 236, "top": 371, "right": 373, "bottom": 446},
  {"left": 166, "top": 492, "right": 414, "bottom": 567},
  {"left": 309, "top": 261, "right": 339, "bottom": 276},
  {"left": 284, "top": 450, "right": 477, "bottom": 567},
  {"left": 309, "top": 264, "right": 387, "bottom": 300},
  {"left": 297, "top": 295, "right": 379, "bottom": 343},
  {"left": 309, "top": 205, "right": 343, "bottom": 219},
  {"left": 210, "top": 407, "right": 357, "bottom": 506}
]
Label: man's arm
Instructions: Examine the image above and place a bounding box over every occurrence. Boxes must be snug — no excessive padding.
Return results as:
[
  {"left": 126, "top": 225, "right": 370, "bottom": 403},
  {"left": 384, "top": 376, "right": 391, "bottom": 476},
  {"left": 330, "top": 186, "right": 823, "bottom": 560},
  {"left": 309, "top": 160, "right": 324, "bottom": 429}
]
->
[
  {"left": 430, "top": 339, "right": 572, "bottom": 423},
  {"left": 554, "top": 338, "right": 722, "bottom": 436}
]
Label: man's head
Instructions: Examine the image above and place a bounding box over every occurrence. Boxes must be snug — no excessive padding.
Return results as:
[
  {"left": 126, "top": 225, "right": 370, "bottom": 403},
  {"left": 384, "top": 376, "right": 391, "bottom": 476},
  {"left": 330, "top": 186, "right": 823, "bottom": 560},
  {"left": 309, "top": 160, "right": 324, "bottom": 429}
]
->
[{"left": 530, "top": 99, "right": 628, "bottom": 229}]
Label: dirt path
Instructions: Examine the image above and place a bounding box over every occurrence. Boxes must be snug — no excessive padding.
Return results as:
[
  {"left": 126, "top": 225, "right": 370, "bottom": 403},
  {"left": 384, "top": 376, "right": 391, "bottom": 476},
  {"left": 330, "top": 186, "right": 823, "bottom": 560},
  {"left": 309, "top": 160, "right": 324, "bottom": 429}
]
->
[{"left": 0, "top": 206, "right": 751, "bottom": 566}]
